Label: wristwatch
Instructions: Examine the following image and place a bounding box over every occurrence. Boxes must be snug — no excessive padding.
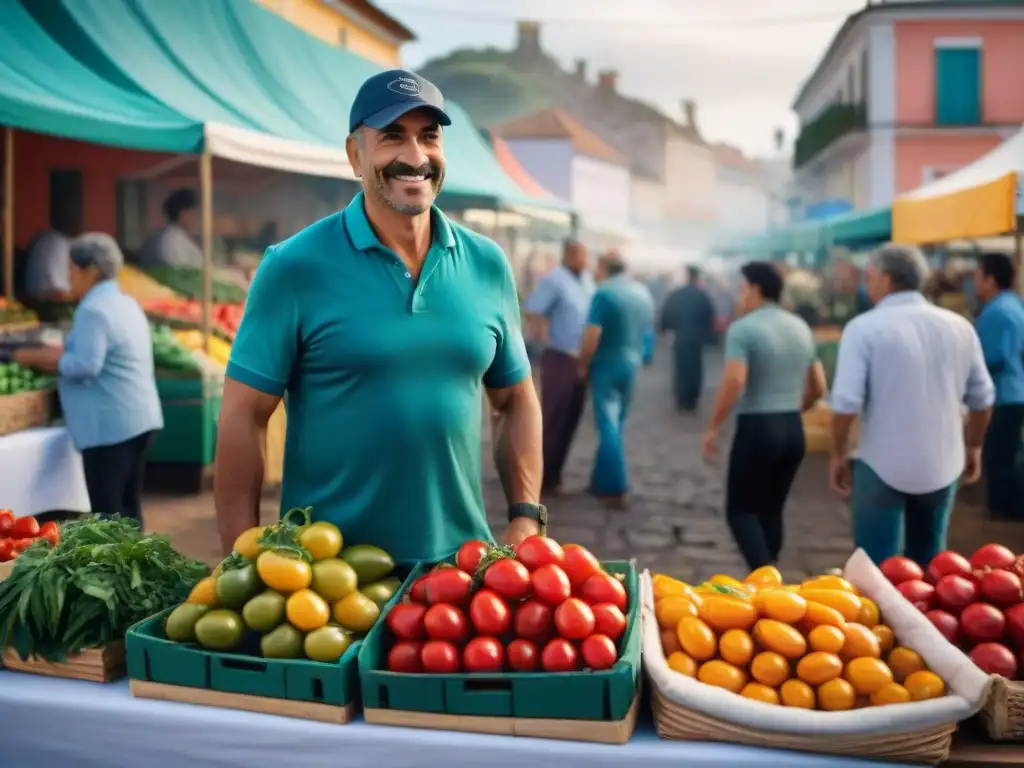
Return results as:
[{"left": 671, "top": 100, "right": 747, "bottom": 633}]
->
[{"left": 508, "top": 502, "right": 547, "bottom": 526}]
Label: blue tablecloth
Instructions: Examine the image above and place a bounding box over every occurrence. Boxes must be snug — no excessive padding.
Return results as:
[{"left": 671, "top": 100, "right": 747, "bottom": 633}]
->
[{"left": 0, "top": 671, "right": 912, "bottom": 768}]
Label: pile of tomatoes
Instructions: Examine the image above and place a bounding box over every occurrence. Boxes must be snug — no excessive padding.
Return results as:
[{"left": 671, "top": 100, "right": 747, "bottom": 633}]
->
[
  {"left": 881, "top": 544, "right": 1024, "bottom": 680},
  {"left": 0, "top": 511, "right": 60, "bottom": 562},
  {"left": 384, "top": 535, "right": 629, "bottom": 674}
]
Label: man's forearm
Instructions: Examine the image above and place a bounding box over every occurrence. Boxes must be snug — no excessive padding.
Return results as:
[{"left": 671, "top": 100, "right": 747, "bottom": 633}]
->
[
  {"left": 213, "top": 415, "right": 267, "bottom": 555},
  {"left": 494, "top": 386, "right": 542, "bottom": 505},
  {"left": 965, "top": 408, "right": 993, "bottom": 449},
  {"left": 708, "top": 379, "right": 742, "bottom": 431},
  {"left": 831, "top": 412, "right": 857, "bottom": 457}
]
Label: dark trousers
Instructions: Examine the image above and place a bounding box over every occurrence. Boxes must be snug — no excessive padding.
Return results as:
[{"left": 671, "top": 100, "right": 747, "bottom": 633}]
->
[
  {"left": 725, "top": 412, "right": 805, "bottom": 570},
  {"left": 984, "top": 404, "right": 1024, "bottom": 519},
  {"left": 672, "top": 340, "right": 703, "bottom": 410},
  {"left": 540, "top": 349, "right": 587, "bottom": 491},
  {"left": 82, "top": 431, "right": 154, "bottom": 526}
]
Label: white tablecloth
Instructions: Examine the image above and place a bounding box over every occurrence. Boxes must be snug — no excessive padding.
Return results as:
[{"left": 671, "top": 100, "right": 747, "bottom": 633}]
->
[{"left": 0, "top": 426, "right": 90, "bottom": 516}]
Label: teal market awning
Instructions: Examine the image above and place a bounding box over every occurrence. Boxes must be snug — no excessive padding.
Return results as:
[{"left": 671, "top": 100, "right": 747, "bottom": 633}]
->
[{"left": 821, "top": 206, "right": 892, "bottom": 248}]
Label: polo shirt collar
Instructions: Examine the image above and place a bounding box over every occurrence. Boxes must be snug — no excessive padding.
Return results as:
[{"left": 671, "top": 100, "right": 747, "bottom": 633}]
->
[
  {"left": 877, "top": 291, "right": 926, "bottom": 309},
  {"left": 342, "top": 191, "right": 455, "bottom": 253}
]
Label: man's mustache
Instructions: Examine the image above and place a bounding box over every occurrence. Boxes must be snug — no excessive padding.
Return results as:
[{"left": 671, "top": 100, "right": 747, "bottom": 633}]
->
[{"left": 381, "top": 161, "right": 441, "bottom": 179}]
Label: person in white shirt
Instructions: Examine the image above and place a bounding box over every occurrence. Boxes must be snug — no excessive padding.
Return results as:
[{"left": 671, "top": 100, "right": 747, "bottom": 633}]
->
[
  {"left": 24, "top": 206, "right": 81, "bottom": 302},
  {"left": 829, "top": 244, "right": 995, "bottom": 567},
  {"left": 139, "top": 189, "right": 203, "bottom": 270}
]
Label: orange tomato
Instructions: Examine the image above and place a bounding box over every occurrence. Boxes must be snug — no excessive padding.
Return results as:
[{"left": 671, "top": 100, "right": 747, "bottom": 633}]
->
[
  {"left": 286, "top": 589, "right": 330, "bottom": 632},
  {"left": 741, "top": 682, "right": 780, "bottom": 704},
  {"left": 652, "top": 574, "right": 694, "bottom": 602},
  {"left": 803, "top": 575, "right": 857, "bottom": 593},
  {"left": 888, "top": 647, "right": 926, "bottom": 684},
  {"left": 754, "top": 589, "right": 808, "bottom": 624},
  {"left": 857, "top": 597, "right": 880, "bottom": 627},
  {"left": 796, "top": 651, "right": 843, "bottom": 685},
  {"left": 750, "top": 651, "right": 790, "bottom": 687},
  {"left": 904, "top": 670, "right": 945, "bottom": 701},
  {"left": 698, "top": 594, "right": 757, "bottom": 632},
  {"left": 780, "top": 679, "right": 816, "bottom": 709},
  {"left": 845, "top": 657, "right": 894, "bottom": 696},
  {"left": 872, "top": 625, "right": 895, "bottom": 655},
  {"left": 799, "top": 588, "right": 862, "bottom": 622},
  {"left": 656, "top": 596, "right": 698, "bottom": 629},
  {"left": 709, "top": 574, "right": 746, "bottom": 591},
  {"left": 840, "top": 623, "right": 882, "bottom": 662},
  {"left": 818, "top": 678, "right": 857, "bottom": 711},
  {"left": 753, "top": 619, "right": 808, "bottom": 660},
  {"left": 660, "top": 628, "right": 682, "bottom": 656},
  {"left": 803, "top": 601, "right": 847, "bottom": 628},
  {"left": 667, "top": 651, "right": 697, "bottom": 677},
  {"left": 719, "top": 629, "right": 755, "bottom": 667},
  {"left": 808, "top": 625, "right": 846, "bottom": 654},
  {"left": 697, "top": 659, "right": 748, "bottom": 694},
  {"left": 870, "top": 682, "right": 912, "bottom": 706},
  {"left": 676, "top": 616, "right": 717, "bottom": 661},
  {"left": 187, "top": 576, "right": 219, "bottom": 607},
  {"left": 744, "top": 565, "right": 783, "bottom": 590}
]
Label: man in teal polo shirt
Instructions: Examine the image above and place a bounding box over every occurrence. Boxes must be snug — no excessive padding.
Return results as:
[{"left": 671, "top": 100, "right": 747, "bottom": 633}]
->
[{"left": 213, "top": 70, "right": 544, "bottom": 564}]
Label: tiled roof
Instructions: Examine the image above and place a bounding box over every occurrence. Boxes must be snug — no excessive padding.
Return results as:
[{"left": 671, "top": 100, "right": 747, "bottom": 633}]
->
[{"left": 493, "top": 108, "right": 627, "bottom": 166}]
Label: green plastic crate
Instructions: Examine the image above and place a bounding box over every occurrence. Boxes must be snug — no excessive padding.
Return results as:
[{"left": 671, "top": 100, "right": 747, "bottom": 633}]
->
[
  {"left": 125, "top": 607, "right": 361, "bottom": 708},
  {"left": 358, "top": 560, "right": 641, "bottom": 721},
  {"left": 149, "top": 375, "right": 223, "bottom": 465}
]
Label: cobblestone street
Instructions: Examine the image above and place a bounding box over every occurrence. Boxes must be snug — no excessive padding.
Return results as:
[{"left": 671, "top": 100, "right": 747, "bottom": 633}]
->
[{"left": 145, "top": 342, "right": 1019, "bottom": 579}]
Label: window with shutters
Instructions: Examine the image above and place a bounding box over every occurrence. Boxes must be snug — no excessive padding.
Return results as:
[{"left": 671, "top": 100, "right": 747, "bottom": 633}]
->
[{"left": 935, "top": 45, "right": 982, "bottom": 126}]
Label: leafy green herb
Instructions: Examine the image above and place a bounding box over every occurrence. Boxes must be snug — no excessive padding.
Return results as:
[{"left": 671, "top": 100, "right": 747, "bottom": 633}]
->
[
  {"left": 257, "top": 506, "right": 313, "bottom": 561},
  {"left": 0, "top": 516, "right": 209, "bottom": 661}
]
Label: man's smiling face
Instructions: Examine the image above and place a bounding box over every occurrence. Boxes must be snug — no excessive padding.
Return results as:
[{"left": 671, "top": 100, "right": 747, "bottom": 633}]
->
[{"left": 348, "top": 110, "right": 446, "bottom": 216}]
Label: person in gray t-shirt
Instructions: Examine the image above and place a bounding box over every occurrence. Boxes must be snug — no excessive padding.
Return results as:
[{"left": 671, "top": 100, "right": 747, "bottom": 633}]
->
[{"left": 703, "top": 261, "right": 827, "bottom": 570}]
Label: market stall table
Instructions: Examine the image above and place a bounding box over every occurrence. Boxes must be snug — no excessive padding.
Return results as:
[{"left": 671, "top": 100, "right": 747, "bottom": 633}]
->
[
  {"left": 0, "top": 672, "right": 909, "bottom": 768},
  {"left": 0, "top": 426, "right": 89, "bottom": 516}
]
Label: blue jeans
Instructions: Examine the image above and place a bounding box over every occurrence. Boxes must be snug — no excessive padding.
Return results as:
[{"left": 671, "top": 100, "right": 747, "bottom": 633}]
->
[
  {"left": 589, "top": 358, "right": 638, "bottom": 496},
  {"left": 850, "top": 460, "right": 957, "bottom": 568}
]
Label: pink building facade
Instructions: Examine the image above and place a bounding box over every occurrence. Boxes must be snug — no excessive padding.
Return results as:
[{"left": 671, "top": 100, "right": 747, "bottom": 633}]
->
[{"left": 791, "top": 2, "right": 1024, "bottom": 216}]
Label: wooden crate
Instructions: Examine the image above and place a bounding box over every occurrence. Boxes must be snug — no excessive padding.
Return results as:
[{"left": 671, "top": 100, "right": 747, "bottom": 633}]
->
[
  {"left": 1, "top": 641, "right": 125, "bottom": 682},
  {"left": 129, "top": 680, "right": 356, "bottom": 725}
]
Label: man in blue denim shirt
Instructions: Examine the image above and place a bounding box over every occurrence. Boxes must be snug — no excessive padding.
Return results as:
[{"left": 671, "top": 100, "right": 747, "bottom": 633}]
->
[{"left": 975, "top": 252, "right": 1024, "bottom": 519}]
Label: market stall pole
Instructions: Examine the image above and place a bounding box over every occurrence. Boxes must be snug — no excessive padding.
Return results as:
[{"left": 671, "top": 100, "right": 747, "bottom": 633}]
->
[
  {"left": 199, "top": 150, "right": 213, "bottom": 353},
  {"left": 2, "top": 126, "right": 12, "bottom": 301}
]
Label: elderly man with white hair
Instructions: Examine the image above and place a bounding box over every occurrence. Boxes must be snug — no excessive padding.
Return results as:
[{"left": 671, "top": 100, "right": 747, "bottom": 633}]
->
[
  {"left": 828, "top": 243, "right": 995, "bottom": 567},
  {"left": 15, "top": 233, "right": 163, "bottom": 524}
]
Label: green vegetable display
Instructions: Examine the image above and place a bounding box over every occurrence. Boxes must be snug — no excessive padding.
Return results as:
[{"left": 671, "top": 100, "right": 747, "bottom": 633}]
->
[
  {"left": 146, "top": 267, "right": 247, "bottom": 305},
  {"left": 0, "top": 362, "right": 56, "bottom": 396},
  {"left": 0, "top": 516, "right": 209, "bottom": 661},
  {"left": 151, "top": 324, "right": 202, "bottom": 373}
]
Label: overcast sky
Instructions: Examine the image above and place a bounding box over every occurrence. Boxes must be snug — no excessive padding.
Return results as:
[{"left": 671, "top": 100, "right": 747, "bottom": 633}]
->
[{"left": 377, "top": 0, "right": 867, "bottom": 157}]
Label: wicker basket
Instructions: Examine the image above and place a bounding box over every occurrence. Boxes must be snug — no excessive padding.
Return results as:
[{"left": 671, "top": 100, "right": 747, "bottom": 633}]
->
[
  {"left": 642, "top": 552, "right": 993, "bottom": 765},
  {"left": 980, "top": 676, "right": 1024, "bottom": 741},
  {"left": 0, "top": 389, "right": 55, "bottom": 437}
]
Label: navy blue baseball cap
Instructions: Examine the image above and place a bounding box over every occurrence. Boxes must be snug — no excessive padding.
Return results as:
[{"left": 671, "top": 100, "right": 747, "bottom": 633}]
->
[{"left": 348, "top": 69, "right": 452, "bottom": 134}]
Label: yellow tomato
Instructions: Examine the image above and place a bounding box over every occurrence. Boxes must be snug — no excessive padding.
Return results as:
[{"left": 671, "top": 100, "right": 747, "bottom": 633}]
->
[
  {"left": 656, "top": 596, "right": 698, "bottom": 630},
  {"left": 652, "top": 574, "right": 694, "bottom": 602},
  {"left": 298, "top": 522, "right": 343, "bottom": 561},
  {"left": 904, "top": 670, "right": 945, "bottom": 701},
  {"left": 750, "top": 651, "right": 790, "bottom": 687},
  {"left": 780, "top": 679, "right": 816, "bottom": 709},
  {"left": 232, "top": 527, "right": 266, "bottom": 561},
  {"left": 667, "top": 651, "right": 697, "bottom": 677},
  {"left": 698, "top": 594, "right": 757, "bottom": 632},
  {"left": 698, "top": 660, "right": 747, "bottom": 694},
  {"left": 799, "top": 588, "right": 862, "bottom": 622},
  {"left": 676, "top": 616, "right": 717, "bottom": 661},
  {"left": 845, "top": 657, "right": 894, "bottom": 696},
  {"left": 719, "top": 629, "right": 755, "bottom": 667},
  {"left": 741, "top": 682, "right": 780, "bottom": 704},
  {"left": 888, "top": 647, "right": 926, "bottom": 684},
  {"left": 803, "top": 600, "right": 847, "bottom": 628},
  {"left": 808, "top": 625, "right": 846, "bottom": 654},
  {"left": 803, "top": 575, "right": 856, "bottom": 593},
  {"left": 872, "top": 625, "right": 895, "bottom": 655},
  {"left": 709, "top": 574, "right": 745, "bottom": 590},
  {"left": 331, "top": 590, "right": 381, "bottom": 633},
  {"left": 753, "top": 619, "right": 808, "bottom": 660},
  {"left": 744, "top": 565, "right": 783, "bottom": 590},
  {"left": 187, "top": 576, "right": 219, "bottom": 607},
  {"left": 857, "top": 597, "right": 880, "bottom": 628},
  {"left": 796, "top": 651, "right": 843, "bottom": 686},
  {"left": 870, "top": 682, "right": 912, "bottom": 706},
  {"left": 818, "top": 678, "right": 857, "bottom": 711},
  {"left": 257, "top": 551, "right": 313, "bottom": 594},
  {"left": 755, "top": 589, "right": 808, "bottom": 624},
  {"left": 839, "top": 623, "right": 882, "bottom": 662},
  {"left": 286, "top": 589, "right": 330, "bottom": 632}
]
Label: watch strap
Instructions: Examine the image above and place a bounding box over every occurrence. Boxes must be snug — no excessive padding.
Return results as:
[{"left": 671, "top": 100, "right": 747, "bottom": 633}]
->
[{"left": 508, "top": 502, "right": 547, "bottom": 526}]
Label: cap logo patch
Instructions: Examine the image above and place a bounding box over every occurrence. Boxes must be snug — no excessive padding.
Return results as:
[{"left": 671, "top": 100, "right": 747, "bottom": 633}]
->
[{"left": 387, "top": 77, "right": 421, "bottom": 96}]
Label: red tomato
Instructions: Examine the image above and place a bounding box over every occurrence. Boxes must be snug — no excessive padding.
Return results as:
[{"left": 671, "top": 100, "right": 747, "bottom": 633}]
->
[
  {"left": 895, "top": 579, "right": 935, "bottom": 612},
  {"left": 980, "top": 570, "right": 1024, "bottom": 607},
  {"left": 483, "top": 558, "right": 532, "bottom": 601},
  {"left": 561, "top": 544, "right": 600, "bottom": 587},
  {"left": 387, "top": 641, "right": 424, "bottom": 673},
  {"left": 0, "top": 539, "right": 12, "bottom": 562},
  {"left": 0, "top": 510, "right": 13, "bottom": 538},
  {"left": 925, "top": 609, "right": 961, "bottom": 644},
  {"left": 581, "top": 571, "right": 628, "bottom": 612},
  {"left": 10, "top": 516, "right": 39, "bottom": 539},
  {"left": 581, "top": 634, "right": 617, "bottom": 671},
  {"left": 934, "top": 574, "right": 977, "bottom": 614},
  {"left": 421, "top": 641, "right": 461, "bottom": 673},
  {"left": 961, "top": 602, "right": 1007, "bottom": 643},
  {"left": 541, "top": 638, "right": 578, "bottom": 672},
  {"left": 10, "top": 538, "right": 34, "bottom": 555},
  {"left": 423, "top": 604, "right": 470, "bottom": 643},
  {"left": 554, "top": 598, "right": 595, "bottom": 641},
  {"left": 506, "top": 639, "right": 540, "bottom": 672},
  {"left": 1006, "top": 603, "right": 1024, "bottom": 646},
  {"left": 409, "top": 575, "right": 430, "bottom": 604},
  {"left": 591, "top": 603, "right": 627, "bottom": 641},
  {"left": 456, "top": 540, "right": 490, "bottom": 575},
  {"left": 531, "top": 564, "right": 571, "bottom": 606},
  {"left": 469, "top": 590, "right": 511, "bottom": 636},
  {"left": 516, "top": 535, "right": 565, "bottom": 571},
  {"left": 971, "top": 544, "right": 1017, "bottom": 572},
  {"left": 880, "top": 556, "right": 924, "bottom": 586},
  {"left": 463, "top": 637, "right": 504, "bottom": 673},
  {"left": 970, "top": 642, "right": 1018, "bottom": 678},
  {"left": 37, "top": 521, "right": 60, "bottom": 548},
  {"left": 424, "top": 569, "right": 473, "bottom": 607},
  {"left": 387, "top": 602, "right": 428, "bottom": 641},
  {"left": 513, "top": 599, "right": 554, "bottom": 643},
  {"left": 926, "top": 551, "right": 972, "bottom": 584}
]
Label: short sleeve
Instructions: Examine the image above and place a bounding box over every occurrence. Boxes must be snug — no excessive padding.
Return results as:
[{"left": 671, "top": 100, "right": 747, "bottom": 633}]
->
[
  {"left": 723, "top": 321, "right": 751, "bottom": 363},
  {"left": 226, "top": 247, "right": 299, "bottom": 396},
  {"left": 587, "top": 291, "right": 612, "bottom": 327},
  {"left": 523, "top": 274, "right": 558, "bottom": 316},
  {"left": 484, "top": 256, "right": 531, "bottom": 390}
]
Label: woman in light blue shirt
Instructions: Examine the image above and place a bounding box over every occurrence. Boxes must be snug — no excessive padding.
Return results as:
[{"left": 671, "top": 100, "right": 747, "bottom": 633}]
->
[{"left": 15, "top": 234, "right": 163, "bottom": 524}]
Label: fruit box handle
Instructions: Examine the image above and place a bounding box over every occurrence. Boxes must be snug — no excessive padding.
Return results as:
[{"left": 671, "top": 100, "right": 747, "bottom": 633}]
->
[
  {"left": 217, "top": 656, "right": 269, "bottom": 674},
  {"left": 459, "top": 677, "right": 514, "bottom": 693}
]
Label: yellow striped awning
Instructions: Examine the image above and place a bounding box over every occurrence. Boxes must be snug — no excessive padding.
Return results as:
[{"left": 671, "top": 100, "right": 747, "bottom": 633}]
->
[{"left": 892, "top": 171, "right": 1017, "bottom": 245}]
